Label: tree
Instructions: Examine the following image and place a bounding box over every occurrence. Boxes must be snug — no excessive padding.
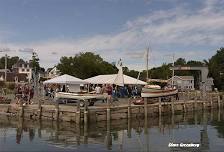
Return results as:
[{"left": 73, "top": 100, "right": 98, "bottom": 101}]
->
[
  {"left": 0, "top": 56, "right": 21, "bottom": 69},
  {"left": 30, "top": 52, "right": 40, "bottom": 74},
  {"left": 175, "top": 58, "right": 186, "bottom": 66},
  {"left": 57, "top": 52, "right": 117, "bottom": 79},
  {"left": 208, "top": 48, "right": 224, "bottom": 90}
]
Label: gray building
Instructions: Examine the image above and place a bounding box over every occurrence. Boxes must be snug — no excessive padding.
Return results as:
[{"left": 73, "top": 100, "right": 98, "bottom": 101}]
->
[{"left": 167, "top": 76, "right": 194, "bottom": 91}]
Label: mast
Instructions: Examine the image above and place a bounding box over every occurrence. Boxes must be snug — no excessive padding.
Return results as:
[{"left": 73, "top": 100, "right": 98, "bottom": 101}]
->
[
  {"left": 146, "top": 47, "right": 149, "bottom": 82},
  {"left": 171, "top": 53, "right": 175, "bottom": 87}
]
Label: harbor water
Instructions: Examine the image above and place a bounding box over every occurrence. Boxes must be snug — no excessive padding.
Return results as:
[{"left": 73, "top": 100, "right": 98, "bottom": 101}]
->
[{"left": 0, "top": 108, "right": 224, "bottom": 152}]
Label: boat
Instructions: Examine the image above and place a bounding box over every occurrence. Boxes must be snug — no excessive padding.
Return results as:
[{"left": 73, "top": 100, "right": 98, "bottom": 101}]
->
[
  {"left": 140, "top": 48, "right": 178, "bottom": 98},
  {"left": 55, "top": 92, "right": 106, "bottom": 101},
  {"left": 141, "top": 87, "right": 178, "bottom": 98}
]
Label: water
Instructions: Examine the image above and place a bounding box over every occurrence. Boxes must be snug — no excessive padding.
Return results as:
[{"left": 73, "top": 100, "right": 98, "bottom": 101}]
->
[{"left": 0, "top": 109, "right": 224, "bottom": 152}]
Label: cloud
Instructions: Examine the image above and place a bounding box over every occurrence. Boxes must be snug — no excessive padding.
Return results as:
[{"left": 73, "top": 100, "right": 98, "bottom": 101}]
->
[{"left": 0, "top": 0, "right": 223, "bottom": 70}]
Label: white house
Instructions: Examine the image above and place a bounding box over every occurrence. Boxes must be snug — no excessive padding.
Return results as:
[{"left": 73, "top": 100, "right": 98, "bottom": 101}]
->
[
  {"left": 12, "top": 60, "right": 32, "bottom": 82},
  {"left": 47, "top": 66, "right": 60, "bottom": 78},
  {"left": 167, "top": 76, "right": 195, "bottom": 91}
]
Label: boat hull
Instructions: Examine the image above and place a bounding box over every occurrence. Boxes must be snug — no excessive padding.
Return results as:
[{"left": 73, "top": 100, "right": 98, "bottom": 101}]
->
[
  {"left": 55, "top": 92, "right": 107, "bottom": 100},
  {"left": 141, "top": 89, "right": 178, "bottom": 98}
]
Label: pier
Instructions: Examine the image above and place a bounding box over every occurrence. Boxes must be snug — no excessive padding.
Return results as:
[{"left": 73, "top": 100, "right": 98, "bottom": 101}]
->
[{"left": 0, "top": 92, "right": 223, "bottom": 126}]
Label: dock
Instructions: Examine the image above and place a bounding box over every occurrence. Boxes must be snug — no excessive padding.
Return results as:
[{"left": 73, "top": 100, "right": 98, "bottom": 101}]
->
[{"left": 0, "top": 92, "right": 223, "bottom": 126}]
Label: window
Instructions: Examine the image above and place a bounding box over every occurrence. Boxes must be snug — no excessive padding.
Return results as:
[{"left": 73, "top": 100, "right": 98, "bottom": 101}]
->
[
  {"left": 27, "top": 69, "right": 30, "bottom": 72},
  {"left": 22, "top": 68, "right": 25, "bottom": 72}
]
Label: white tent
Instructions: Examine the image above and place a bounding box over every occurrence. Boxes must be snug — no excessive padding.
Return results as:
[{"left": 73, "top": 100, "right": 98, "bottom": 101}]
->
[
  {"left": 43, "top": 74, "right": 87, "bottom": 92},
  {"left": 43, "top": 74, "right": 87, "bottom": 84},
  {"left": 85, "top": 74, "right": 147, "bottom": 85}
]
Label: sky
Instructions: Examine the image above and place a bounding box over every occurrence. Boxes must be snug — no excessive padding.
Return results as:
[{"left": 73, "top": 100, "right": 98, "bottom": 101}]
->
[{"left": 0, "top": 0, "right": 223, "bottom": 70}]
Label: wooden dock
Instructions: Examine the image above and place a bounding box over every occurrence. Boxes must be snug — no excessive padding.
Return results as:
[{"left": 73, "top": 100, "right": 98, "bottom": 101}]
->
[{"left": 0, "top": 92, "right": 223, "bottom": 126}]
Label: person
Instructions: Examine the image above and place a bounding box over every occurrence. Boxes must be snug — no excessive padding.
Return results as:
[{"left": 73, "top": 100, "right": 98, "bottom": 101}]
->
[
  {"left": 106, "top": 84, "right": 113, "bottom": 102},
  {"left": 62, "top": 85, "right": 66, "bottom": 92},
  {"left": 95, "top": 85, "right": 101, "bottom": 94},
  {"left": 29, "top": 86, "right": 34, "bottom": 104},
  {"left": 101, "top": 84, "right": 107, "bottom": 103}
]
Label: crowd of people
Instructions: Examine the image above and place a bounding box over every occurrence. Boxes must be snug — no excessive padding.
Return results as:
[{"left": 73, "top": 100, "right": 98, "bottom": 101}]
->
[
  {"left": 90, "top": 84, "right": 142, "bottom": 101},
  {"left": 43, "top": 84, "right": 70, "bottom": 98},
  {"left": 15, "top": 84, "right": 34, "bottom": 105}
]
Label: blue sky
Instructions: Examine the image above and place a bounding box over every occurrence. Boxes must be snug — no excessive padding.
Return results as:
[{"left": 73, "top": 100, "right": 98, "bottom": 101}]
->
[{"left": 0, "top": 0, "right": 223, "bottom": 70}]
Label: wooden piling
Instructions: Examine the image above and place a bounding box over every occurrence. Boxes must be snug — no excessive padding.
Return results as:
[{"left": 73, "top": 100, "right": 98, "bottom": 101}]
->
[
  {"left": 76, "top": 101, "right": 81, "bottom": 124},
  {"left": 19, "top": 105, "right": 24, "bottom": 118},
  {"left": 194, "top": 93, "right": 198, "bottom": 111},
  {"left": 144, "top": 98, "right": 148, "bottom": 118},
  {"left": 106, "top": 98, "right": 111, "bottom": 122},
  {"left": 128, "top": 98, "right": 131, "bottom": 119},
  {"left": 210, "top": 93, "right": 213, "bottom": 108},
  {"left": 171, "top": 96, "right": 174, "bottom": 115},
  {"left": 127, "top": 118, "right": 131, "bottom": 138},
  {"left": 55, "top": 101, "right": 59, "bottom": 121},
  {"left": 84, "top": 100, "right": 88, "bottom": 127},
  {"left": 158, "top": 97, "right": 162, "bottom": 116},
  {"left": 38, "top": 100, "right": 42, "bottom": 119},
  {"left": 218, "top": 94, "right": 221, "bottom": 109}
]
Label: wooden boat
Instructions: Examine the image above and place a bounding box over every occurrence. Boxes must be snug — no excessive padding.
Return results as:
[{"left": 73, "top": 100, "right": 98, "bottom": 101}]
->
[
  {"left": 141, "top": 87, "right": 178, "bottom": 98},
  {"left": 141, "top": 48, "right": 178, "bottom": 98},
  {"left": 55, "top": 92, "right": 107, "bottom": 101}
]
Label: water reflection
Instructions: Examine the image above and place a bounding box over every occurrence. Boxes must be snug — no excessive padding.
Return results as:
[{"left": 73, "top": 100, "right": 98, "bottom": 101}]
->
[{"left": 0, "top": 108, "right": 224, "bottom": 151}]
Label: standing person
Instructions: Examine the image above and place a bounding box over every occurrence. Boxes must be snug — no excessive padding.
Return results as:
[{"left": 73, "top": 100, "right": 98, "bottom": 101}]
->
[
  {"left": 95, "top": 85, "right": 101, "bottom": 94},
  {"left": 101, "top": 84, "right": 107, "bottom": 103},
  {"left": 62, "top": 85, "right": 66, "bottom": 92},
  {"left": 28, "top": 86, "right": 34, "bottom": 104},
  {"left": 106, "top": 84, "right": 113, "bottom": 102}
]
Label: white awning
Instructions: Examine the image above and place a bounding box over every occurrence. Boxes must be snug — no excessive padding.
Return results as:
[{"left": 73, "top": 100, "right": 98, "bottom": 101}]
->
[
  {"left": 43, "top": 74, "right": 87, "bottom": 84},
  {"left": 85, "top": 74, "right": 147, "bottom": 85}
]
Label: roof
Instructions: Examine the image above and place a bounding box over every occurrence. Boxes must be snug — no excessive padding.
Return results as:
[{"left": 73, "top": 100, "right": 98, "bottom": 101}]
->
[
  {"left": 43, "top": 74, "right": 87, "bottom": 84},
  {"left": 84, "top": 74, "right": 147, "bottom": 85}
]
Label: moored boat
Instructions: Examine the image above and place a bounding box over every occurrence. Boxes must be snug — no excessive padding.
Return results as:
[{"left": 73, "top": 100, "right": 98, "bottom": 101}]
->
[
  {"left": 141, "top": 88, "right": 178, "bottom": 98},
  {"left": 55, "top": 92, "right": 106, "bottom": 101}
]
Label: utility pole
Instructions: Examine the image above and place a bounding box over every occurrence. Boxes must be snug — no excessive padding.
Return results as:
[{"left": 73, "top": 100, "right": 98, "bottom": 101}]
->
[{"left": 4, "top": 54, "right": 7, "bottom": 82}]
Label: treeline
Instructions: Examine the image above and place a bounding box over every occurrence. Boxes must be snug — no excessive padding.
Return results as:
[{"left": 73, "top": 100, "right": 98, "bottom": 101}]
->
[
  {"left": 57, "top": 48, "right": 224, "bottom": 90},
  {"left": 1, "top": 48, "right": 223, "bottom": 90}
]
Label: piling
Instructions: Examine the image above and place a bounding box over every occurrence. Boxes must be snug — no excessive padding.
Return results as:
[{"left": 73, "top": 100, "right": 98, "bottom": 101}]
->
[
  {"left": 128, "top": 98, "right": 131, "bottom": 119},
  {"left": 19, "top": 105, "right": 24, "bottom": 118},
  {"left": 171, "top": 96, "right": 174, "bottom": 115},
  {"left": 144, "top": 98, "right": 148, "bottom": 118},
  {"left": 158, "top": 97, "right": 162, "bottom": 116},
  {"left": 38, "top": 100, "right": 42, "bottom": 119},
  {"left": 84, "top": 100, "right": 88, "bottom": 127},
  {"left": 76, "top": 101, "right": 81, "bottom": 124},
  {"left": 218, "top": 94, "right": 221, "bottom": 109},
  {"left": 55, "top": 101, "right": 59, "bottom": 121},
  {"left": 210, "top": 94, "right": 213, "bottom": 109},
  {"left": 194, "top": 93, "right": 198, "bottom": 111},
  {"left": 127, "top": 118, "right": 131, "bottom": 138},
  {"left": 106, "top": 98, "right": 111, "bottom": 123}
]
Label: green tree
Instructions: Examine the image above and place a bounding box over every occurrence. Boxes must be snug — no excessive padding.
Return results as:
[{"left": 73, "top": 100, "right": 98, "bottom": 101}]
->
[
  {"left": 30, "top": 52, "right": 40, "bottom": 74},
  {"left": 57, "top": 52, "right": 117, "bottom": 79},
  {"left": 0, "top": 56, "right": 21, "bottom": 69},
  {"left": 208, "top": 48, "right": 224, "bottom": 90}
]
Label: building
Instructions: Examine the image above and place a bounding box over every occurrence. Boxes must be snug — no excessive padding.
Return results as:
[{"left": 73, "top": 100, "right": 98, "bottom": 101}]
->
[
  {"left": 0, "top": 72, "right": 28, "bottom": 82},
  {"left": 47, "top": 66, "right": 60, "bottom": 78},
  {"left": 12, "top": 60, "right": 32, "bottom": 82},
  {"left": 200, "top": 77, "right": 214, "bottom": 91},
  {"left": 167, "top": 76, "right": 195, "bottom": 91}
]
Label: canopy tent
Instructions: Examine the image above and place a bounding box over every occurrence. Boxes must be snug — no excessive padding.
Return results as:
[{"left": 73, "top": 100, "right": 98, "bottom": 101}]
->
[
  {"left": 43, "top": 74, "right": 87, "bottom": 84},
  {"left": 84, "top": 74, "right": 147, "bottom": 85}
]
